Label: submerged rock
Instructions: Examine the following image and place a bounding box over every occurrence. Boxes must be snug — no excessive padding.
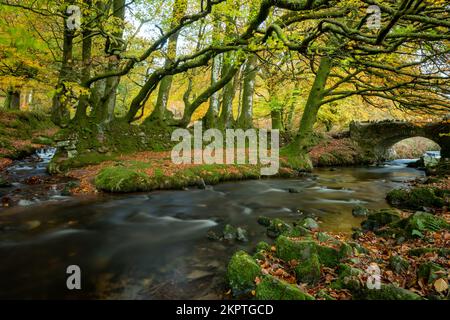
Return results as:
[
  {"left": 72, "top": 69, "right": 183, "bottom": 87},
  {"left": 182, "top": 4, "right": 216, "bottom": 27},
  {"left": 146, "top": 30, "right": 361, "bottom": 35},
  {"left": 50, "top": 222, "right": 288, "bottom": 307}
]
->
[
  {"left": 256, "top": 275, "right": 314, "bottom": 300},
  {"left": 0, "top": 176, "right": 12, "bottom": 188},
  {"left": 299, "top": 217, "right": 319, "bottom": 231},
  {"left": 352, "top": 206, "right": 369, "bottom": 217}
]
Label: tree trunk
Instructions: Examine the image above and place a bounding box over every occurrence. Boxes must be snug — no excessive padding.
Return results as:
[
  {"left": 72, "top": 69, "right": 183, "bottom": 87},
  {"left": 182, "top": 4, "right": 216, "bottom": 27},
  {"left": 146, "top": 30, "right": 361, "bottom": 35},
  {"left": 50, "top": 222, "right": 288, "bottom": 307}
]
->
[
  {"left": 218, "top": 55, "right": 240, "bottom": 129},
  {"left": 237, "top": 54, "right": 258, "bottom": 129},
  {"left": 285, "top": 84, "right": 300, "bottom": 132},
  {"left": 51, "top": 0, "right": 75, "bottom": 126},
  {"left": 73, "top": 7, "right": 93, "bottom": 123},
  {"left": 205, "top": 54, "right": 222, "bottom": 128},
  {"left": 93, "top": 0, "right": 126, "bottom": 123},
  {"left": 282, "top": 55, "right": 332, "bottom": 168},
  {"left": 271, "top": 109, "right": 283, "bottom": 130},
  {"left": 147, "top": 0, "right": 188, "bottom": 123},
  {"left": 4, "top": 89, "right": 20, "bottom": 110}
]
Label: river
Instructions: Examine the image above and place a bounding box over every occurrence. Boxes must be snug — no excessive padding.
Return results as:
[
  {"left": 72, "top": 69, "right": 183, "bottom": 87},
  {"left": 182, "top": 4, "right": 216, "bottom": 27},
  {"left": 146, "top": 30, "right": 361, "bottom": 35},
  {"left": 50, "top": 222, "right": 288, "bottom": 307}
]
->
[{"left": 0, "top": 151, "right": 424, "bottom": 299}]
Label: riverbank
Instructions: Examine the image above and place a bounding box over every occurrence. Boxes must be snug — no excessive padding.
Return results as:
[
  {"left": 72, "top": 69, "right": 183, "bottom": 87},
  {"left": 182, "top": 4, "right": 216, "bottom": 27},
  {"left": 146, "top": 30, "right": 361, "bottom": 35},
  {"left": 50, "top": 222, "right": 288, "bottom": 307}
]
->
[
  {"left": 226, "top": 188, "right": 450, "bottom": 300},
  {"left": 0, "top": 110, "right": 56, "bottom": 166}
]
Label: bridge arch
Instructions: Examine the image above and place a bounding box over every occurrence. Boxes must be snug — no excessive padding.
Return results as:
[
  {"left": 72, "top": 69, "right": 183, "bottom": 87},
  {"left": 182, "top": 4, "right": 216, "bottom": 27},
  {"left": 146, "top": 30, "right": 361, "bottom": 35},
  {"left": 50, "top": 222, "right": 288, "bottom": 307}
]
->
[{"left": 349, "top": 120, "right": 450, "bottom": 161}]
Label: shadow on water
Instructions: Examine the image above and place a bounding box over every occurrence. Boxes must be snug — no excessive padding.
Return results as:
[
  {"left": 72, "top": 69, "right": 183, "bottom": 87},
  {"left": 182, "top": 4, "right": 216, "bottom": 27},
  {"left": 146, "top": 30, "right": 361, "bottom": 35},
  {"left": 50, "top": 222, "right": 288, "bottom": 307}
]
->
[{"left": 0, "top": 156, "right": 424, "bottom": 299}]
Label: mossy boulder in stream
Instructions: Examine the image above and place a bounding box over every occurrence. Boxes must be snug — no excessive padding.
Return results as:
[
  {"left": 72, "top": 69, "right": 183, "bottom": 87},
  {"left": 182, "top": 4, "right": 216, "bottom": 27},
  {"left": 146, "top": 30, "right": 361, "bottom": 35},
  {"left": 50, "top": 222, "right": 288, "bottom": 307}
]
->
[
  {"left": 386, "top": 187, "right": 446, "bottom": 210},
  {"left": 257, "top": 216, "right": 311, "bottom": 238},
  {"left": 295, "top": 253, "right": 321, "bottom": 284},
  {"left": 255, "top": 275, "right": 314, "bottom": 300},
  {"left": 276, "top": 236, "right": 340, "bottom": 267},
  {"left": 227, "top": 251, "right": 261, "bottom": 295},
  {"left": 361, "top": 208, "right": 401, "bottom": 231}
]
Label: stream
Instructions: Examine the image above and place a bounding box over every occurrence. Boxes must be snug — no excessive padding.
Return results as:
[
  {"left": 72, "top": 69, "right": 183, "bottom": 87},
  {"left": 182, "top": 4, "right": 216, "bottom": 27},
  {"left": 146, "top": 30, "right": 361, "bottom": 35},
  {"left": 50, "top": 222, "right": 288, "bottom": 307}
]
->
[{"left": 0, "top": 150, "right": 425, "bottom": 299}]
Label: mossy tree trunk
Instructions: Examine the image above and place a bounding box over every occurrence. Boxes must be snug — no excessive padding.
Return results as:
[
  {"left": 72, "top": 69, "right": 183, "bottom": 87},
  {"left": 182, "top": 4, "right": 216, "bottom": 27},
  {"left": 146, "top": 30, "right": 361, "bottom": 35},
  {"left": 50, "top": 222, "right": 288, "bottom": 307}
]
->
[
  {"left": 237, "top": 54, "right": 258, "bottom": 129},
  {"left": 271, "top": 109, "right": 283, "bottom": 130},
  {"left": 4, "top": 89, "right": 20, "bottom": 110},
  {"left": 92, "top": 0, "right": 126, "bottom": 123},
  {"left": 283, "top": 55, "right": 332, "bottom": 168},
  {"left": 51, "top": 0, "right": 75, "bottom": 126},
  {"left": 205, "top": 53, "right": 222, "bottom": 128},
  {"left": 147, "top": 0, "right": 188, "bottom": 123}
]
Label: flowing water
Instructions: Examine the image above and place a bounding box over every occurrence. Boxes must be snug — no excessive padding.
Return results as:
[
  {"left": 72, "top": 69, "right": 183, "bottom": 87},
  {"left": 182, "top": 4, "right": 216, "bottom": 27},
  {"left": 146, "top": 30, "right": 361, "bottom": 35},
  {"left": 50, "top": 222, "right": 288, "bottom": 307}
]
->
[{"left": 0, "top": 152, "right": 425, "bottom": 299}]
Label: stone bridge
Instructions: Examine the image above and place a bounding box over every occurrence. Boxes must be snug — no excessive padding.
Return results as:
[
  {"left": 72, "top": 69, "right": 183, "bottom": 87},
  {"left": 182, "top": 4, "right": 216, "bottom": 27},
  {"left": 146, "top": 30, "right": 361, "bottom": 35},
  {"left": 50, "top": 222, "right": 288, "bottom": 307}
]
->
[{"left": 349, "top": 120, "right": 450, "bottom": 161}]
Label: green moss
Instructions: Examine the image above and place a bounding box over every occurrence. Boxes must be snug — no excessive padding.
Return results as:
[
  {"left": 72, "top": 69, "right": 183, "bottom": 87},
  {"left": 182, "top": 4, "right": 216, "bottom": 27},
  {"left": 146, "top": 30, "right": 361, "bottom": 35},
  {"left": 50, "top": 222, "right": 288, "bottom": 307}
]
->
[
  {"left": 255, "top": 241, "right": 271, "bottom": 252},
  {"left": 387, "top": 187, "right": 446, "bottom": 209},
  {"left": 391, "top": 212, "right": 450, "bottom": 238},
  {"left": 417, "top": 262, "right": 446, "bottom": 284},
  {"left": 364, "top": 284, "right": 422, "bottom": 300},
  {"left": 389, "top": 255, "right": 410, "bottom": 274},
  {"left": 255, "top": 275, "right": 314, "bottom": 300},
  {"left": 330, "top": 264, "right": 363, "bottom": 292},
  {"left": 295, "top": 253, "right": 321, "bottom": 284},
  {"left": 227, "top": 251, "right": 261, "bottom": 295},
  {"left": 275, "top": 236, "right": 340, "bottom": 267},
  {"left": 31, "top": 136, "right": 54, "bottom": 145},
  {"left": 95, "top": 166, "right": 152, "bottom": 193},
  {"left": 361, "top": 208, "right": 401, "bottom": 231},
  {"left": 408, "top": 247, "right": 450, "bottom": 257}
]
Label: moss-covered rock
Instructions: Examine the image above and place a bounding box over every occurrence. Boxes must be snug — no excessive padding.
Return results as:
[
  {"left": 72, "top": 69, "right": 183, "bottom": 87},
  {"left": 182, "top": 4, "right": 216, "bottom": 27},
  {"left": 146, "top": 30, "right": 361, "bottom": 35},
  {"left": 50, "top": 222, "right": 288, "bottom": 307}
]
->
[
  {"left": 330, "top": 264, "right": 363, "bottom": 292},
  {"left": 298, "top": 217, "right": 319, "bottom": 231},
  {"left": 255, "top": 241, "right": 271, "bottom": 252},
  {"left": 227, "top": 251, "right": 261, "bottom": 296},
  {"left": 255, "top": 275, "right": 314, "bottom": 300},
  {"left": 295, "top": 253, "right": 321, "bottom": 284},
  {"left": 352, "top": 206, "right": 369, "bottom": 217},
  {"left": 266, "top": 218, "right": 293, "bottom": 238},
  {"left": 389, "top": 255, "right": 410, "bottom": 274},
  {"left": 417, "top": 262, "right": 446, "bottom": 285},
  {"left": 386, "top": 187, "right": 446, "bottom": 210},
  {"left": 276, "top": 236, "right": 317, "bottom": 262},
  {"left": 361, "top": 208, "right": 401, "bottom": 231},
  {"left": 390, "top": 212, "right": 450, "bottom": 238},
  {"left": 408, "top": 247, "right": 450, "bottom": 257},
  {"left": 362, "top": 284, "right": 422, "bottom": 300},
  {"left": 276, "top": 236, "right": 340, "bottom": 267}
]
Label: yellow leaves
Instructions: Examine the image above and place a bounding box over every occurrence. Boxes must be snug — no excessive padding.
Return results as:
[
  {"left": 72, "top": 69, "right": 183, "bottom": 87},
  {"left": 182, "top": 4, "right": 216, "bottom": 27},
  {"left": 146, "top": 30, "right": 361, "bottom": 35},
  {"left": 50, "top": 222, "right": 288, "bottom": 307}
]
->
[{"left": 433, "top": 278, "right": 448, "bottom": 293}]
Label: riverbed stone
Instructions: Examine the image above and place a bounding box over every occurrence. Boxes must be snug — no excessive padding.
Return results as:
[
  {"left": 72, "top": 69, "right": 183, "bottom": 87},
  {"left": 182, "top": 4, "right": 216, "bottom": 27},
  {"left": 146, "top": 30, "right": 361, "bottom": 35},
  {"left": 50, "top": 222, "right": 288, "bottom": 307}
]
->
[
  {"left": 236, "top": 227, "right": 249, "bottom": 242},
  {"left": 295, "top": 252, "right": 321, "bottom": 284},
  {"left": 331, "top": 264, "right": 363, "bottom": 292},
  {"left": 227, "top": 251, "right": 261, "bottom": 295},
  {"left": 223, "top": 224, "right": 237, "bottom": 240},
  {"left": 266, "top": 218, "right": 292, "bottom": 238},
  {"left": 276, "top": 236, "right": 340, "bottom": 267},
  {"left": 352, "top": 206, "right": 369, "bottom": 217},
  {"left": 299, "top": 217, "right": 319, "bottom": 231},
  {"left": 402, "top": 211, "right": 450, "bottom": 236},
  {"left": 0, "top": 176, "right": 11, "bottom": 188},
  {"left": 255, "top": 275, "right": 314, "bottom": 300},
  {"left": 386, "top": 187, "right": 446, "bottom": 210},
  {"left": 361, "top": 208, "right": 401, "bottom": 231}
]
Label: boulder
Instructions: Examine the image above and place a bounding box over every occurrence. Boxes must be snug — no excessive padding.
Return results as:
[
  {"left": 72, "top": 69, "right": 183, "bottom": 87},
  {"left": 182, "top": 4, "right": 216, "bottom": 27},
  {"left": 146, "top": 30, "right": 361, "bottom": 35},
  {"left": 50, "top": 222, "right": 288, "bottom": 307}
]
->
[
  {"left": 363, "top": 284, "right": 422, "bottom": 300},
  {"left": 255, "top": 275, "right": 314, "bottom": 300},
  {"left": 299, "top": 217, "right": 319, "bottom": 231},
  {"left": 227, "top": 251, "right": 261, "bottom": 295},
  {"left": 386, "top": 187, "right": 446, "bottom": 210},
  {"left": 276, "top": 236, "right": 340, "bottom": 267},
  {"left": 295, "top": 253, "right": 321, "bottom": 284},
  {"left": 361, "top": 208, "right": 401, "bottom": 231},
  {"left": 417, "top": 262, "right": 446, "bottom": 285},
  {"left": 352, "top": 206, "right": 369, "bottom": 217}
]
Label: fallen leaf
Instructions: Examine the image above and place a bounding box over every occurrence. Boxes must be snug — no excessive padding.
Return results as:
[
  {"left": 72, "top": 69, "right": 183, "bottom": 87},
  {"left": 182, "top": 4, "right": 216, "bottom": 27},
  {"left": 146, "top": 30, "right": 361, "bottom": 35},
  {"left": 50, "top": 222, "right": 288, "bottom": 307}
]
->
[{"left": 434, "top": 278, "right": 448, "bottom": 293}]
